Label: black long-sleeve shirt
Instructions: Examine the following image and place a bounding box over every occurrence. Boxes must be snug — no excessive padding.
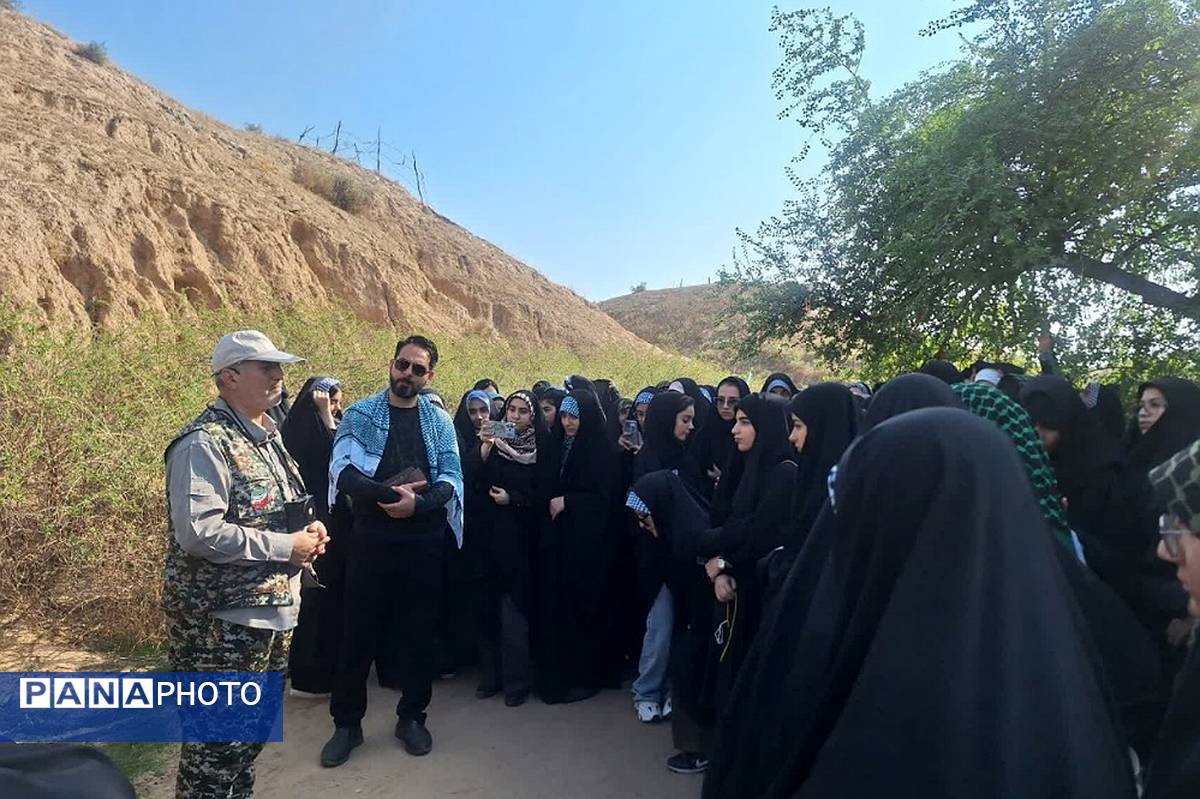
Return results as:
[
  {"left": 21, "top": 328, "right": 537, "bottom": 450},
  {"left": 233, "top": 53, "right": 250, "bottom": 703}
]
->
[{"left": 336, "top": 405, "right": 450, "bottom": 546}]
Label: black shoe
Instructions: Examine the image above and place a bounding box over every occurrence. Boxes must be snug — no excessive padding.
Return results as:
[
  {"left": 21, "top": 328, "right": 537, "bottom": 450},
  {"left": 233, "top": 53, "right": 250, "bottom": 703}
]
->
[
  {"left": 561, "top": 686, "right": 600, "bottom": 704},
  {"left": 475, "top": 684, "right": 500, "bottom": 699},
  {"left": 504, "top": 690, "right": 529, "bottom": 707},
  {"left": 395, "top": 718, "right": 433, "bottom": 756},
  {"left": 666, "top": 751, "right": 709, "bottom": 774},
  {"left": 320, "top": 726, "right": 363, "bottom": 768}
]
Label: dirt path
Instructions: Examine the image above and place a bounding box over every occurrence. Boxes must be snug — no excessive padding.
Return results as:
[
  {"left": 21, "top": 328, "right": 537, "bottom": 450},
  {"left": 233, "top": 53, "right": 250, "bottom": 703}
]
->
[{"left": 140, "top": 672, "right": 703, "bottom": 799}]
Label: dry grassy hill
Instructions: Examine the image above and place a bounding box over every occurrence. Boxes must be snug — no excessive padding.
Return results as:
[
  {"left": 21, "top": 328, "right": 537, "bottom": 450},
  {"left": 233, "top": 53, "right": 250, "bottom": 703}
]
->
[
  {"left": 0, "top": 9, "right": 645, "bottom": 352},
  {"left": 600, "top": 283, "right": 825, "bottom": 385}
]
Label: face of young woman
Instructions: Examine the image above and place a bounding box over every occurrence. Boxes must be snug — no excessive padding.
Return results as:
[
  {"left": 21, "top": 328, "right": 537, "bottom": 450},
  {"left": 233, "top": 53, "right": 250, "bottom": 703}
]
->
[
  {"left": 789, "top": 414, "right": 809, "bottom": 452},
  {"left": 1158, "top": 515, "right": 1200, "bottom": 617},
  {"left": 469, "top": 399, "right": 490, "bottom": 431},
  {"left": 768, "top": 385, "right": 792, "bottom": 400},
  {"left": 732, "top": 410, "right": 757, "bottom": 453},
  {"left": 635, "top": 403, "right": 649, "bottom": 426},
  {"left": 673, "top": 406, "right": 696, "bottom": 442},
  {"left": 1138, "top": 387, "right": 1168, "bottom": 433},
  {"left": 541, "top": 401, "right": 558, "bottom": 429},
  {"left": 1034, "top": 423, "right": 1061, "bottom": 453},
  {"left": 507, "top": 397, "right": 533, "bottom": 432},
  {"left": 715, "top": 384, "right": 740, "bottom": 421},
  {"left": 561, "top": 412, "right": 580, "bottom": 438},
  {"left": 329, "top": 389, "right": 344, "bottom": 416}
]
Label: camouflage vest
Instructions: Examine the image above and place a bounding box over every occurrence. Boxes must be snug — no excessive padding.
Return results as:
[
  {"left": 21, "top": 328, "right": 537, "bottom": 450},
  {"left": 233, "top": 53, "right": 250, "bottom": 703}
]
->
[{"left": 162, "top": 404, "right": 300, "bottom": 614}]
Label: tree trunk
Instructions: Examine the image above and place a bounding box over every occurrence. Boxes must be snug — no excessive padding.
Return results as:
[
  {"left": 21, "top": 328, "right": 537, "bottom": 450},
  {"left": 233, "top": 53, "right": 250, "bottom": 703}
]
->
[{"left": 1047, "top": 254, "right": 1200, "bottom": 321}]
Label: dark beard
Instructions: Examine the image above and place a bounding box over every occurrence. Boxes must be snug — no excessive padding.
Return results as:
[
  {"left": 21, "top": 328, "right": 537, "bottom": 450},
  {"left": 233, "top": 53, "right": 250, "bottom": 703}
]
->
[{"left": 390, "top": 377, "right": 417, "bottom": 399}]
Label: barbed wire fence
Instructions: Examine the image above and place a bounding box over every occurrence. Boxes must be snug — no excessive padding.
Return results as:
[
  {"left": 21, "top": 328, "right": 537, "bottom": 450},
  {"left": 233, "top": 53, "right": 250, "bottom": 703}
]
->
[{"left": 296, "top": 121, "right": 427, "bottom": 206}]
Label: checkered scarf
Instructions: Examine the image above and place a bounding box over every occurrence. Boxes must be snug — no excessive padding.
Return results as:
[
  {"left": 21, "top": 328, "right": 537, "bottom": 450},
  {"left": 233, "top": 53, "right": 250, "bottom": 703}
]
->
[
  {"left": 1150, "top": 438, "right": 1200, "bottom": 532},
  {"left": 329, "top": 390, "right": 464, "bottom": 547},
  {"left": 953, "top": 382, "right": 1072, "bottom": 546},
  {"left": 625, "top": 490, "right": 650, "bottom": 516}
]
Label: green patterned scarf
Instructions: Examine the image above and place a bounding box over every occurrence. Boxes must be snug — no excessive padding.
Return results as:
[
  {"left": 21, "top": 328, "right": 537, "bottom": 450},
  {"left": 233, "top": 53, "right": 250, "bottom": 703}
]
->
[{"left": 953, "top": 382, "right": 1073, "bottom": 548}]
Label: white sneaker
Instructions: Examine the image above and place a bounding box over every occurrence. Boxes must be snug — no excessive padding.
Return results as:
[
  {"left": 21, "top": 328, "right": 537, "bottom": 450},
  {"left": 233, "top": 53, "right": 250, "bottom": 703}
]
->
[
  {"left": 661, "top": 696, "right": 673, "bottom": 720},
  {"left": 635, "top": 700, "right": 662, "bottom": 723}
]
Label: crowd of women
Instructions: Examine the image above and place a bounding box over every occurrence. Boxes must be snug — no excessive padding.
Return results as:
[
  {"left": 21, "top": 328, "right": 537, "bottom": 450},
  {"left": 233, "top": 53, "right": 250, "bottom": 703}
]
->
[{"left": 276, "top": 359, "right": 1200, "bottom": 798}]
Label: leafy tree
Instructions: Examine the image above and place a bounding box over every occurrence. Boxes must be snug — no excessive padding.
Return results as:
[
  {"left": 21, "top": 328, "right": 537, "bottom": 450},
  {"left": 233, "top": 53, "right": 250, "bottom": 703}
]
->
[{"left": 732, "top": 0, "right": 1200, "bottom": 382}]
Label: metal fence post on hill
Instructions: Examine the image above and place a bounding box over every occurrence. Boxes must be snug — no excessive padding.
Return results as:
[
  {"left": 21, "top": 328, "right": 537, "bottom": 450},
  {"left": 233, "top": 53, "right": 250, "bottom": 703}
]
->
[
  {"left": 331, "top": 121, "right": 342, "bottom": 155},
  {"left": 412, "top": 149, "right": 425, "bottom": 206}
]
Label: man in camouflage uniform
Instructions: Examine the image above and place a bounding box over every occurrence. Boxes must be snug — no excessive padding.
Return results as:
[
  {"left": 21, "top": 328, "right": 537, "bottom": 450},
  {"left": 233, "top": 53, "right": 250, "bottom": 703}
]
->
[{"left": 164, "top": 330, "right": 329, "bottom": 799}]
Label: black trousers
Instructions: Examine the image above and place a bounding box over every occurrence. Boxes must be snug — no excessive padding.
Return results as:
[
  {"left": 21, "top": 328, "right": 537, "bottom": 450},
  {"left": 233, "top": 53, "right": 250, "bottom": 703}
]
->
[{"left": 330, "top": 530, "right": 444, "bottom": 728}]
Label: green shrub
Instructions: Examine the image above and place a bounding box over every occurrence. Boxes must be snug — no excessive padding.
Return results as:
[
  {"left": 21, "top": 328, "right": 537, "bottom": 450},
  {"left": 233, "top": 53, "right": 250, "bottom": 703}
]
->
[
  {"left": 73, "top": 41, "right": 108, "bottom": 65},
  {"left": 244, "top": 122, "right": 263, "bottom": 134},
  {"left": 0, "top": 303, "right": 719, "bottom": 654}
]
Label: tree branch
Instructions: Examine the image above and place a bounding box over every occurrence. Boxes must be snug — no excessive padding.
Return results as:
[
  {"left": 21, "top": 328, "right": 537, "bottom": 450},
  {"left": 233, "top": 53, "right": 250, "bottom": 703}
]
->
[{"left": 1047, "top": 254, "right": 1200, "bottom": 320}]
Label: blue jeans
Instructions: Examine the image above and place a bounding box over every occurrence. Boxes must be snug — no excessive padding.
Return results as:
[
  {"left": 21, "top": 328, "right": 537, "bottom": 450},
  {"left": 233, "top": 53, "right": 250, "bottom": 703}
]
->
[{"left": 632, "top": 585, "right": 673, "bottom": 704}]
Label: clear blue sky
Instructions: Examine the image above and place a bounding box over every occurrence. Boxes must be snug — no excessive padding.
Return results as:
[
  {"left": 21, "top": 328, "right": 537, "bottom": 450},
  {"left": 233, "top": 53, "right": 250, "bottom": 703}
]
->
[{"left": 25, "top": 1, "right": 965, "bottom": 301}]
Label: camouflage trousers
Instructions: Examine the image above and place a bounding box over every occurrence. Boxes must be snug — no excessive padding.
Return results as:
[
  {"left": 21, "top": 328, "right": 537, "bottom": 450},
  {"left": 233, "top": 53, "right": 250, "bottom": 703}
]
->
[{"left": 166, "top": 610, "right": 292, "bottom": 799}]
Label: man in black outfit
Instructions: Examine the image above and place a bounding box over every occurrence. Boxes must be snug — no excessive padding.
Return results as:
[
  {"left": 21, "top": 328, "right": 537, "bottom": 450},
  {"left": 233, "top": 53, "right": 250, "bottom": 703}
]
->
[{"left": 320, "top": 336, "right": 463, "bottom": 767}]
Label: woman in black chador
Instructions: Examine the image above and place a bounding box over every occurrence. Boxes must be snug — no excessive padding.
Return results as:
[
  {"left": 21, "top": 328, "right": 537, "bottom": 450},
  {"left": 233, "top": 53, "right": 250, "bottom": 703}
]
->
[
  {"left": 280, "top": 376, "right": 349, "bottom": 695},
  {"left": 475, "top": 390, "right": 547, "bottom": 707},
  {"left": 703, "top": 409, "right": 1136, "bottom": 799},
  {"left": 534, "top": 389, "right": 620, "bottom": 704}
]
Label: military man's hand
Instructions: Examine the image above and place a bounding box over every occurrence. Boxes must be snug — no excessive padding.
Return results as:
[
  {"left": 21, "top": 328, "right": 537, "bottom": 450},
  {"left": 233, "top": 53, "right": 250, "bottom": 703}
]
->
[
  {"left": 289, "top": 527, "right": 323, "bottom": 566},
  {"left": 305, "top": 520, "right": 330, "bottom": 561}
]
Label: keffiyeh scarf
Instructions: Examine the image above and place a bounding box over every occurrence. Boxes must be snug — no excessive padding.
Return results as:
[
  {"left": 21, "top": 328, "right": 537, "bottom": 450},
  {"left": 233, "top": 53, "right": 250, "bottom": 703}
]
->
[
  {"left": 329, "top": 390, "right": 465, "bottom": 547},
  {"left": 953, "top": 381, "right": 1072, "bottom": 548}
]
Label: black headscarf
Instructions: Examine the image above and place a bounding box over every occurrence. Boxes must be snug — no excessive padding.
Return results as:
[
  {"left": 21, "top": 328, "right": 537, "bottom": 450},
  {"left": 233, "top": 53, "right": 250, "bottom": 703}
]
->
[
  {"left": 593, "top": 378, "right": 624, "bottom": 442},
  {"left": 672, "top": 377, "right": 718, "bottom": 473},
  {"left": 1087, "top": 383, "right": 1127, "bottom": 443},
  {"left": 452, "top": 389, "right": 491, "bottom": 445},
  {"left": 862, "top": 373, "right": 961, "bottom": 430},
  {"left": 711, "top": 394, "right": 794, "bottom": 526},
  {"left": 787, "top": 383, "right": 858, "bottom": 547},
  {"left": 1127, "top": 378, "right": 1200, "bottom": 476},
  {"left": 706, "top": 376, "right": 751, "bottom": 478},
  {"left": 919, "top": 359, "right": 963, "bottom": 385},
  {"left": 551, "top": 388, "right": 613, "bottom": 484},
  {"left": 280, "top": 375, "right": 341, "bottom": 516},
  {"left": 1020, "top": 375, "right": 1123, "bottom": 500},
  {"left": 703, "top": 409, "right": 1136, "bottom": 799},
  {"left": 630, "top": 470, "right": 711, "bottom": 587},
  {"left": 635, "top": 392, "right": 695, "bottom": 478},
  {"left": 760, "top": 371, "right": 798, "bottom": 398}
]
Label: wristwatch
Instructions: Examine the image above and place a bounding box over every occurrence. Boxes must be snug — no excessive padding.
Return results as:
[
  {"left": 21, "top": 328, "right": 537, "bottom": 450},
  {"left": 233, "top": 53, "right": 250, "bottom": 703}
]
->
[{"left": 714, "top": 558, "right": 731, "bottom": 575}]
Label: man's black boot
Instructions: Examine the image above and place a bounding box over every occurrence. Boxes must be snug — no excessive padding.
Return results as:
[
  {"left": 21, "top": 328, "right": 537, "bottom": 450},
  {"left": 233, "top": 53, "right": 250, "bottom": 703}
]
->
[
  {"left": 320, "top": 726, "right": 363, "bottom": 768},
  {"left": 395, "top": 718, "right": 433, "bottom": 756}
]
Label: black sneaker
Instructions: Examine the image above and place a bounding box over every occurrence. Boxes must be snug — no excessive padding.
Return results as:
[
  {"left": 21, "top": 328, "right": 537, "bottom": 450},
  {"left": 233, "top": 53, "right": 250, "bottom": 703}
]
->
[
  {"left": 320, "top": 726, "right": 363, "bottom": 768},
  {"left": 504, "top": 689, "right": 530, "bottom": 707},
  {"left": 475, "top": 684, "right": 500, "bottom": 699},
  {"left": 666, "top": 751, "right": 709, "bottom": 774},
  {"left": 395, "top": 718, "right": 433, "bottom": 756}
]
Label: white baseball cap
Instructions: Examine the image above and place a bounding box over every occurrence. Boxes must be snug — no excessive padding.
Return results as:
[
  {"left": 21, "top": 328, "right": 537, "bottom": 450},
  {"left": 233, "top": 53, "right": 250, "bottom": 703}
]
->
[{"left": 211, "top": 330, "right": 304, "bottom": 375}]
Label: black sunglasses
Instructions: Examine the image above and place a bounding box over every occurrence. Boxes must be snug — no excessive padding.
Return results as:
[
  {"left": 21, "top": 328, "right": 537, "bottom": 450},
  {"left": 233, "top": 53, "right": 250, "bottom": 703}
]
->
[
  {"left": 713, "top": 397, "right": 740, "bottom": 407},
  {"left": 393, "top": 357, "right": 429, "bottom": 378}
]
